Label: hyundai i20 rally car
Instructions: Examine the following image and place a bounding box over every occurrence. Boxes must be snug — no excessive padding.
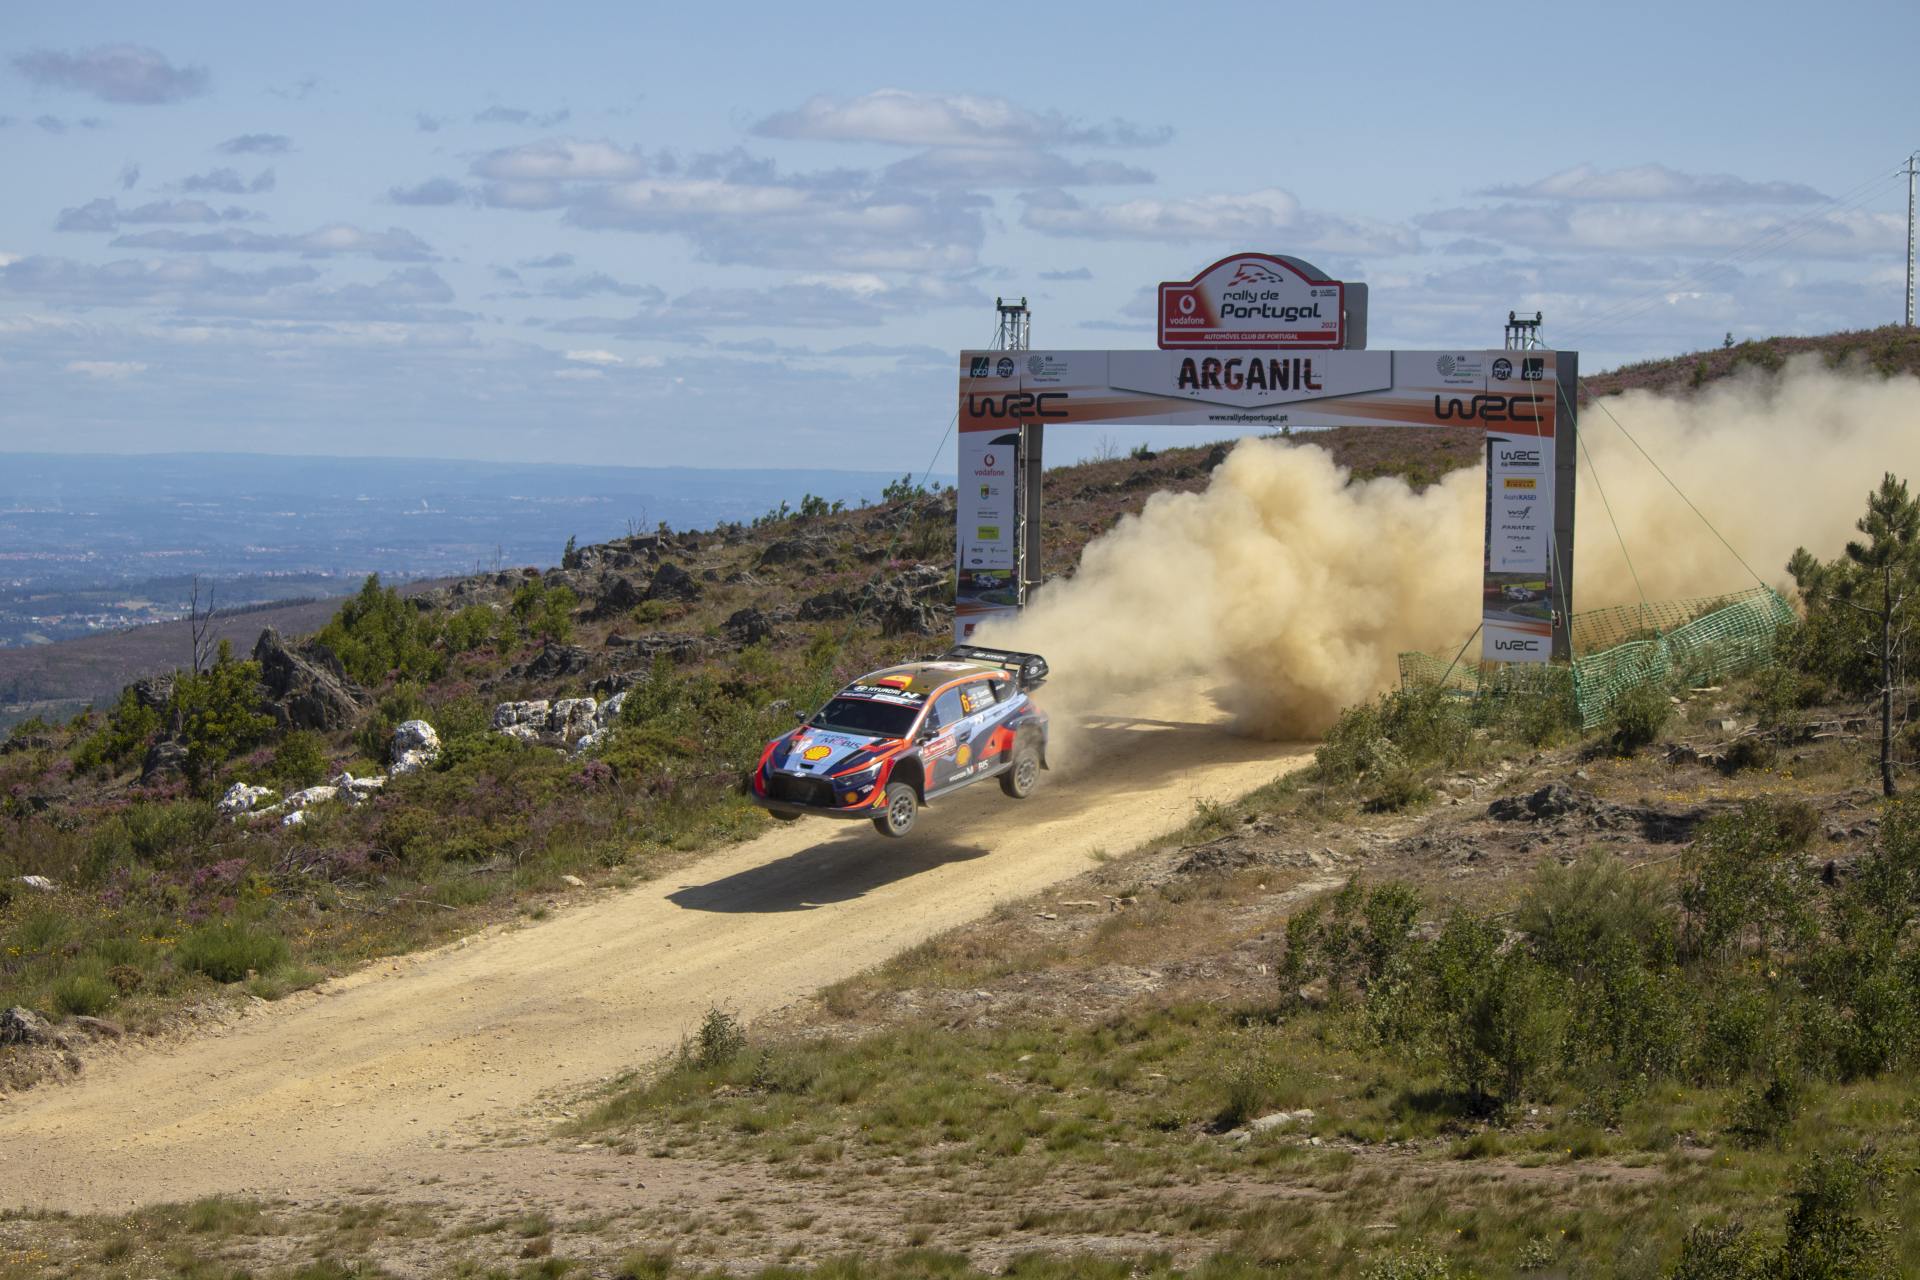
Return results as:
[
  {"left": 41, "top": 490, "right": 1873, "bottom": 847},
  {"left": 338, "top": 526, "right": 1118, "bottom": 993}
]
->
[{"left": 750, "top": 646, "right": 1049, "bottom": 838}]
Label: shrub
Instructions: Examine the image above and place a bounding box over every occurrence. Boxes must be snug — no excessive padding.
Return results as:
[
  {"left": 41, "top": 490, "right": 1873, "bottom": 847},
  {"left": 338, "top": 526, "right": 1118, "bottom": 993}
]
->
[
  {"left": 1665, "top": 1223, "right": 1767, "bottom": 1280},
  {"left": 691, "top": 1008, "right": 746, "bottom": 1069},
  {"left": 1281, "top": 879, "right": 1422, "bottom": 1005},
  {"left": 51, "top": 968, "right": 116, "bottom": 1016},
  {"left": 72, "top": 685, "right": 160, "bottom": 774},
  {"left": 1605, "top": 680, "right": 1673, "bottom": 755},
  {"left": 268, "top": 730, "right": 330, "bottom": 789},
  {"left": 1362, "top": 766, "right": 1433, "bottom": 813},
  {"left": 442, "top": 605, "right": 500, "bottom": 655},
  {"left": 315, "top": 574, "right": 445, "bottom": 686},
  {"left": 1426, "top": 914, "right": 1563, "bottom": 1110},
  {"left": 1778, "top": 1146, "right": 1890, "bottom": 1278},
  {"left": 1362, "top": 1249, "right": 1462, "bottom": 1280},
  {"left": 356, "top": 682, "right": 427, "bottom": 763},
  {"left": 1315, "top": 684, "right": 1473, "bottom": 789},
  {"left": 1729, "top": 1061, "right": 1803, "bottom": 1147},
  {"left": 1682, "top": 800, "right": 1818, "bottom": 958},
  {"left": 171, "top": 641, "right": 274, "bottom": 788},
  {"left": 509, "top": 579, "right": 577, "bottom": 646},
  {"left": 176, "top": 921, "right": 289, "bottom": 983},
  {"left": 1516, "top": 851, "right": 1674, "bottom": 974}
]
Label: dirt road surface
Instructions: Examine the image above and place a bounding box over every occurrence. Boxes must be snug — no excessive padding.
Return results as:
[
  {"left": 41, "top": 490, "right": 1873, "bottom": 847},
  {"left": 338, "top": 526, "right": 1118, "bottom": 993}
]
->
[{"left": 0, "top": 700, "right": 1313, "bottom": 1214}]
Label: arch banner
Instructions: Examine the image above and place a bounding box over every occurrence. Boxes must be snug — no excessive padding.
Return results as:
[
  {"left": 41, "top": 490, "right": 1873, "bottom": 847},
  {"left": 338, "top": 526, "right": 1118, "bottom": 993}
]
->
[{"left": 955, "top": 347, "right": 1575, "bottom": 664}]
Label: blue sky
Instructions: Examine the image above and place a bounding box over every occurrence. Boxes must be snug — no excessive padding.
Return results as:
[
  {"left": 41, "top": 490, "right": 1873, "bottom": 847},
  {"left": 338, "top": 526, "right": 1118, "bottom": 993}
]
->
[{"left": 2, "top": 0, "right": 1915, "bottom": 471}]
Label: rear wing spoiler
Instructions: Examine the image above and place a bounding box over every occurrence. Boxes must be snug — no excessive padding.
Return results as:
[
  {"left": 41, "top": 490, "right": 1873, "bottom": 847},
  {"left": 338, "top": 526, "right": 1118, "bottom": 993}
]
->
[{"left": 942, "top": 644, "right": 1049, "bottom": 690}]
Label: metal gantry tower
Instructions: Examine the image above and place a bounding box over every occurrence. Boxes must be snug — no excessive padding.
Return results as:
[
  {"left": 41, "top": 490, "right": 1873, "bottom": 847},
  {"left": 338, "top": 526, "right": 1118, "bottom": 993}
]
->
[
  {"left": 991, "top": 297, "right": 1042, "bottom": 605},
  {"left": 1505, "top": 310, "right": 1544, "bottom": 350},
  {"left": 993, "top": 296, "right": 1031, "bottom": 351}
]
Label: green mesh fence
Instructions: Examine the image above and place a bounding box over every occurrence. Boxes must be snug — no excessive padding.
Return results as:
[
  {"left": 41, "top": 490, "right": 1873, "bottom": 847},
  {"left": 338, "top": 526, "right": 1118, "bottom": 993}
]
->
[{"left": 1399, "top": 586, "right": 1797, "bottom": 729}]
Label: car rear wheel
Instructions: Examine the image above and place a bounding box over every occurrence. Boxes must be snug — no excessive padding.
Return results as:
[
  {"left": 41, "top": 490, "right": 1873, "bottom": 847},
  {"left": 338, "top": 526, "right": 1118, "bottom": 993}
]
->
[
  {"left": 872, "top": 782, "right": 918, "bottom": 838},
  {"left": 1000, "top": 736, "right": 1040, "bottom": 799}
]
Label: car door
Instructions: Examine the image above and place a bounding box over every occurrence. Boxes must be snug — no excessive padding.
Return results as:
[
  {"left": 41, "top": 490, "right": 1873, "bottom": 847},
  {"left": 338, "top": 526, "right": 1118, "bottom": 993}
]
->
[{"left": 922, "top": 686, "right": 967, "bottom": 791}]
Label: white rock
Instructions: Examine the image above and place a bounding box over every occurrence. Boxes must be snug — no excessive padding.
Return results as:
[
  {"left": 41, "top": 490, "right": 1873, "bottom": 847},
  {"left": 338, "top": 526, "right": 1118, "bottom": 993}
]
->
[
  {"left": 492, "top": 700, "right": 550, "bottom": 731},
  {"left": 341, "top": 774, "right": 388, "bottom": 803},
  {"left": 499, "top": 723, "right": 544, "bottom": 744},
  {"left": 561, "top": 874, "right": 586, "bottom": 888},
  {"left": 389, "top": 720, "right": 441, "bottom": 775},
  {"left": 598, "top": 692, "right": 627, "bottom": 725},
  {"left": 281, "top": 809, "right": 309, "bottom": 828},
  {"left": 551, "top": 697, "right": 597, "bottom": 735},
  {"left": 284, "top": 785, "right": 339, "bottom": 809},
  {"left": 218, "top": 783, "right": 277, "bottom": 816},
  {"left": 15, "top": 875, "right": 57, "bottom": 893},
  {"left": 1235, "top": 1109, "right": 1317, "bottom": 1141},
  {"left": 571, "top": 728, "right": 608, "bottom": 757}
]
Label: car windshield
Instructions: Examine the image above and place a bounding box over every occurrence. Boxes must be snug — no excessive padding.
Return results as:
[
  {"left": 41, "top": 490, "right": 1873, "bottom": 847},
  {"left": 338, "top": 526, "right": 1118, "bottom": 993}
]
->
[{"left": 810, "top": 696, "right": 920, "bottom": 739}]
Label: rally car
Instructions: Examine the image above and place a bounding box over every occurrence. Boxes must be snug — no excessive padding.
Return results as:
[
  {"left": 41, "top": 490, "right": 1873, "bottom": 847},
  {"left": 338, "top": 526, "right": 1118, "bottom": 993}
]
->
[{"left": 749, "top": 645, "right": 1049, "bottom": 838}]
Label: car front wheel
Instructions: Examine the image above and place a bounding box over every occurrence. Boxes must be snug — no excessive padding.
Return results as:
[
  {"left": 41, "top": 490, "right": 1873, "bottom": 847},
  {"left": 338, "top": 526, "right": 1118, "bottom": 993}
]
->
[{"left": 872, "top": 782, "right": 919, "bottom": 838}]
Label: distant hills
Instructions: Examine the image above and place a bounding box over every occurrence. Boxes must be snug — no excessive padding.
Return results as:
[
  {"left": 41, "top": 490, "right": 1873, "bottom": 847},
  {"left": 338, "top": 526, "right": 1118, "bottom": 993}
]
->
[{"left": 0, "top": 452, "right": 900, "bottom": 596}]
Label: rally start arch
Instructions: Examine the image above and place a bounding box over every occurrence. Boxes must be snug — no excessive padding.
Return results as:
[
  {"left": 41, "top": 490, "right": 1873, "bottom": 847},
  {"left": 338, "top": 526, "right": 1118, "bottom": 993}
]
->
[{"left": 954, "top": 252, "right": 1578, "bottom": 665}]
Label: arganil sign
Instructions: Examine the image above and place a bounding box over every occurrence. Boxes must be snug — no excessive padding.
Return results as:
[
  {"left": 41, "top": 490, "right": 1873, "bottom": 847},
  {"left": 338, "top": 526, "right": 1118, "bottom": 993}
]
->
[{"left": 1157, "top": 253, "right": 1346, "bottom": 351}]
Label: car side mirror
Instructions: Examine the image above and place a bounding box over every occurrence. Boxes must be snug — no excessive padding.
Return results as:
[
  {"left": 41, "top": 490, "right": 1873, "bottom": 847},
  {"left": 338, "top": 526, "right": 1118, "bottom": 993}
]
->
[{"left": 794, "top": 710, "right": 809, "bottom": 725}]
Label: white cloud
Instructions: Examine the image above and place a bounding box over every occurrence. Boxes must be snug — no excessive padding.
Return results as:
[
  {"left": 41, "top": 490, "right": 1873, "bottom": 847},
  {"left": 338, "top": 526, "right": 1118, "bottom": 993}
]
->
[
  {"left": 109, "top": 223, "right": 435, "bottom": 261},
  {"left": 216, "top": 133, "right": 292, "bottom": 155},
  {"left": 883, "top": 147, "right": 1152, "bottom": 188},
  {"left": 1020, "top": 187, "right": 1419, "bottom": 256},
  {"left": 1481, "top": 163, "right": 1827, "bottom": 204},
  {"left": 1417, "top": 203, "right": 1902, "bottom": 258},
  {"left": 753, "top": 89, "right": 1170, "bottom": 149},
  {"left": 65, "top": 359, "right": 148, "bottom": 379},
  {"left": 472, "top": 138, "right": 648, "bottom": 182},
  {"left": 564, "top": 348, "right": 623, "bottom": 364},
  {"left": 11, "top": 44, "right": 207, "bottom": 104}
]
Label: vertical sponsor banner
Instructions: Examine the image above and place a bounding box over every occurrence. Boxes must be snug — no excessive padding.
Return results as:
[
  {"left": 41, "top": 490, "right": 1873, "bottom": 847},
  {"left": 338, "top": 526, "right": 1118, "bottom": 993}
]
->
[
  {"left": 1481, "top": 350, "right": 1557, "bottom": 662},
  {"left": 955, "top": 429, "right": 1020, "bottom": 642}
]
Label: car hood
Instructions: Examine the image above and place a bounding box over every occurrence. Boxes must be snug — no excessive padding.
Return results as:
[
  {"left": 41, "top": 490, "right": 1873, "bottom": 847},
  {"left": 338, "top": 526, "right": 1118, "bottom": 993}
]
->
[{"left": 774, "top": 729, "right": 896, "bottom": 777}]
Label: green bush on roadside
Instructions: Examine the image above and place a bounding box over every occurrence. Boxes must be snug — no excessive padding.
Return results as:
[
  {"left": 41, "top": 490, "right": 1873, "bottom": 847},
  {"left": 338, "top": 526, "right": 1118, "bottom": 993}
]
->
[{"left": 176, "top": 921, "right": 290, "bottom": 984}]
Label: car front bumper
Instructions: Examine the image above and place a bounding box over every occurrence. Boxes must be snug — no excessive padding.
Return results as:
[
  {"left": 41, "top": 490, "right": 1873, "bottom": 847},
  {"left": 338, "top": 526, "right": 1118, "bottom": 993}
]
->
[{"left": 752, "top": 768, "right": 887, "bottom": 820}]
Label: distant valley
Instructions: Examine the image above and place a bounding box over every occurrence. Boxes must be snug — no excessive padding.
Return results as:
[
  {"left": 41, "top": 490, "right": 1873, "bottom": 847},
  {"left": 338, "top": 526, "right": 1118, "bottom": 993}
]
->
[{"left": 0, "top": 451, "right": 897, "bottom": 649}]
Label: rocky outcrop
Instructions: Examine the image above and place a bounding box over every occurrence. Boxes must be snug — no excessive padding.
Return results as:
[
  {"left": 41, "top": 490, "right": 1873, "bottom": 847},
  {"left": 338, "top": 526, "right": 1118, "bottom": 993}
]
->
[
  {"left": 131, "top": 674, "right": 176, "bottom": 715},
  {"left": 866, "top": 563, "right": 949, "bottom": 636},
  {"left": 389, "top": 720, "right": 441, "bottom": 775},
  {"left": 724, "top": 608, "right": 775, "bottom": 646},
  {"left": 798, "top": 589, "right": 858, "bottom": 622},
  {"left": 218, "top": 783, "right": 277, "bottom": 816},
  {"left": 510, "top": 644, "right": 593, "bottom": 682},
  {"left": 794, "top": 564, "right": 950, "bottom": 636},
  {"left": 604, "top": 632, "right": 710, "bottom": 664},
  {"left": 757, "top": 535, "right": 828, "bottom": 567},
  {"left": 253, "top": 628, "right": 369, "bottom": 732},
  {"left": 492, "top": 693, "right": 625, "bottom": 753},
  {"left": 140, "top": 739, "right": 188, "bottom": 782},
  {"left": 588, "top": 574, "right": 645, "bottom": 620},
  {"left": 0, "top": 1006, "right": 59, "bottom": 1047},
  {"left": 645, "top": 562, "right": 702, "bottom": 603}
]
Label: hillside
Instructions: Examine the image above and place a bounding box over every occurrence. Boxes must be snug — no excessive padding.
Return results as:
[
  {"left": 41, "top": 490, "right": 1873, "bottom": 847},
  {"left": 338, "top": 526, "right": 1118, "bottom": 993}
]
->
[
  {"left": 1583, "top": 324, "right": 1920, "bottom": 400},
  {"left": 5, "top": 334, "right": 1920, "bottom": 1275},
  {"left": 0, "top": 588, "right": 438, "bottom": 730}
]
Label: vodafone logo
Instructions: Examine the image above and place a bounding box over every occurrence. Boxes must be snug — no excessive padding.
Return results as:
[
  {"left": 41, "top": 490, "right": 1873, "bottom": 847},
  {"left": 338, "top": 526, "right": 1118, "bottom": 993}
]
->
[
  {"left": 982, "top": 452, "right": 995, "bottom": 466},
  {"left": 1178, "top": 295, "right": 1197, "bottom": 316}
]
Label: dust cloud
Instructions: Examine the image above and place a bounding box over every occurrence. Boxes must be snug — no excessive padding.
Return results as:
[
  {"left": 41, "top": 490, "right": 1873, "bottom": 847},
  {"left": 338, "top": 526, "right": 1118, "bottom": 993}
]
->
[{"left": 981, "top": 358, "right": 1920, "bottom": 740}]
